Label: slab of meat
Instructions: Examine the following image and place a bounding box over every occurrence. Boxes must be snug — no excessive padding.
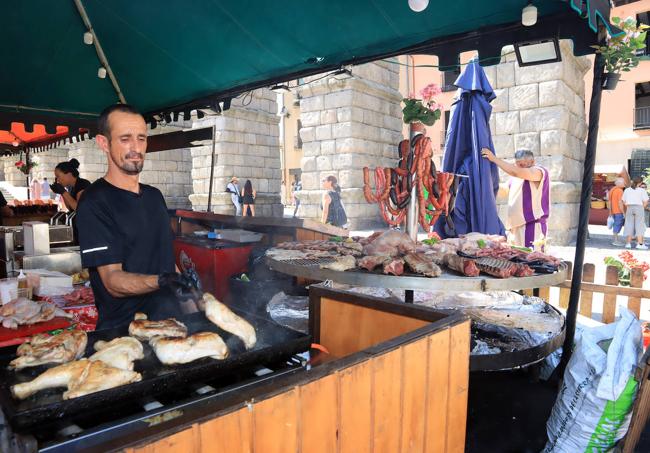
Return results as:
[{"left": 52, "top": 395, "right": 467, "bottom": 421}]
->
[
  {"left": 404, "top": 253, "right": 442, "bottom": 277},
  {"left": 513, "top": 263, "right": 535, "bottom": 277},
  {"left": 444, "top": 254, "right": 480, "bottom": 277},
  {"left": 10, "top": 329, "right": 88, "bottom": 370},
  {"left": 151, "top": 332, "right": 229, "bottom": 365},
  {"left": 383, "top": 258, "right": 405, "bottom": 276},
  {"left": 320, "top": 255, "right": 357, "bottom": 271},
  {"left": 475, "top": 257, "right": 518, "bottom": 278},
  {"left": 357, "top": 255, "right": 391, "bottom": 271},
  {"left": 363, "top": 230, "right": 416, "bottom": 257},
  {"left": 203, "top": 293, "right": 257, "bottom": 350},
  {"left": 11, "top": 359, "right": 142, "bottom": 400},
  {"left": 0, "top": 298, "right": 73, "bottom": 329},
  {"left": 128, "top": 313, "right": 188, "bottom": 341},
  {"left": 357, "top": 231, "right": 383, "bottom": 246},
  {"left": 90, "top": 337, "right": 144, "bottom": 371}
]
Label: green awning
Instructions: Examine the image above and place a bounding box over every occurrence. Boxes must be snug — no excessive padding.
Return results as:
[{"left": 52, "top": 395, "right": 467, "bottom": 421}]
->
[{"left": 0, "top": 0, "right": 616, "bottom": 132}]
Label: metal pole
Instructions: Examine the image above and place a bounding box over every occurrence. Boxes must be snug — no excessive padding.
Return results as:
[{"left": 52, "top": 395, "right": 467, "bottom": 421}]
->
[
  {"left": 554, "top": 33, "right": 606, "bottom": 380},
  {"left": 206, "top": 124, "right": 216, "bottom": 212},
  {"left": 406, "top": 123, "right": 419, "bottom": 241}
]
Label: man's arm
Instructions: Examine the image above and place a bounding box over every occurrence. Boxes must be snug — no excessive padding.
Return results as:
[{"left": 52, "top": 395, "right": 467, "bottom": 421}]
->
[
  {"left": 481, "top": 148, "right": 543, "bottom": 182},
  {"left": 97, "top": 263, "right": 159, "bottom": 298}
]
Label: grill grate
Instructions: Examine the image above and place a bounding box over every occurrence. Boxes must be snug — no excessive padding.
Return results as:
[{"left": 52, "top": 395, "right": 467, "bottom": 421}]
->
[{"left": 278, "top": 257, "right": 337, "bottom": 267}]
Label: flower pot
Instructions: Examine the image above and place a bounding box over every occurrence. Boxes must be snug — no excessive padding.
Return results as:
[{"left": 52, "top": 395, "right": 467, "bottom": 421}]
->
[{"left": 603, "top": 73, "right": 620, "bottom": 90}]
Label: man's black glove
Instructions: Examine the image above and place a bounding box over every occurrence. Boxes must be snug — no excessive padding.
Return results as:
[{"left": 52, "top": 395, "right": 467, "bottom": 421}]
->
[
  {"left": 158, "top": 271, "right": 200, "bottom": 299},
  {"left": 50, "top": 182, "right": 66, "bottom": 195}
]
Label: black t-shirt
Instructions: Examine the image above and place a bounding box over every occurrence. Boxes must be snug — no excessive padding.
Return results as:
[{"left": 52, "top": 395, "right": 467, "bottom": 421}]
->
[
  {"left": 70, "top": 177, "right": 91, "bottom": 203},
  {"left": 76, "top": 178, "right": 180, "bottom": 330}
]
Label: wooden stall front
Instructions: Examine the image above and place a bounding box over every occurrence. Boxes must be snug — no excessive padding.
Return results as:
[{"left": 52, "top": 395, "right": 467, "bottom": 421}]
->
[{"left": 124, "top": 287, "right": 471, "bottom": 453}]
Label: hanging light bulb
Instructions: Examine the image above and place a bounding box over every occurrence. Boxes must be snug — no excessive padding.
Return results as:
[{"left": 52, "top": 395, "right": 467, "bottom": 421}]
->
[
  {"left": 522, "top": 2, "right": 537, "bottom": 26},
  {"left": 97, "top": 67, "right": 107, "bottom": 79},
  {"left": 408, "top": 0, "right": 429, "bottom": 13},
  {"left": 83, "top": 31, "right": 93, "bottom": 45},
  {"left": 12, "top": 140, "right": 19, "bottom": 147}
]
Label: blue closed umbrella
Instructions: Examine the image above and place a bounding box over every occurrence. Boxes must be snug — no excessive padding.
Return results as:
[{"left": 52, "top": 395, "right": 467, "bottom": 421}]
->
[{"left": 435, "top": 59, "right": 505, "bottom": 237}]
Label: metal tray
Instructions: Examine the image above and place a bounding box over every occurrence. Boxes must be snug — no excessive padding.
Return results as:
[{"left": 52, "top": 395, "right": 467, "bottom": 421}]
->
[{"left": 0, "top": 309, "right": 311, "bottom": 429}]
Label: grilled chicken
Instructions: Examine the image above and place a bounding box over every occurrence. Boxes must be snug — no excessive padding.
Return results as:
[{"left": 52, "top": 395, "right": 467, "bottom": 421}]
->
[
  {"left": 90, "top": 337, "right": 144, "bottom": 370},
  {"left": 203, "top": 293, "right": 257, "bottom": 349},
  {"left": 150, "top": 332, "right": 228, "bottom": 365},
  {"left": 10, "top": 330, "right": 88, "bottom": 370},
  {"left": 11, "top": 359, "right": 141, "bottom": 400},
  {"left": 0, "top": 298, "right": 72, "bottom": 329},
  {"left": 128, "top": 313, "right": 188, "bottom": 341},
  {"left": 403, "top": 253, "right": 442, "bottom": 277},
  {"left": 320, "top": 255, "right": 356, "bottom": 271}
]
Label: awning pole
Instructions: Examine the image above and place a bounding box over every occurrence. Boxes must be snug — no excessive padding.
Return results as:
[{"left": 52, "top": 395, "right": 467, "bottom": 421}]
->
[
  {"left": 73, "top": 0, "right": 127, "bottom": 104},
  {"left": 554, "top": 31, "right": 606, "bottom": 379},
  {"left": 206, "top": 124, "right": 216, "bottom": 212},
  {"left": 406, "top": 123, "right": 419, "bottom": 241}
]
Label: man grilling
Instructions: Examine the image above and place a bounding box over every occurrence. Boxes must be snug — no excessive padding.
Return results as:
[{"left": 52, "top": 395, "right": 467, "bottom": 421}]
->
[
  {"left": 76, "top": 104, "right": 198, "bottom": 330},
  {"left": 481, "top": 148, "right": 550, "bottom": 249}
]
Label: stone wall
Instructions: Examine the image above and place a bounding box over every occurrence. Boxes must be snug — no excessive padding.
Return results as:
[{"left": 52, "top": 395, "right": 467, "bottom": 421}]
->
[
  {"left": 189, "top": 88, "right": 283, "bottom": 216},
  {"left": 487, "top": 41, "right": 590, "bottom": 245},
  {"left": 296, "top": 61, "right": 403, "bottom": 229}
]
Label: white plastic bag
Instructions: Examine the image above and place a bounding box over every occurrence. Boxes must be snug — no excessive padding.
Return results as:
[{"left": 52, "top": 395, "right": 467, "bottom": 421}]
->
[
  {"left": 543, "top": 308, "right": 642, "bottom": 453},
  {"left": 606, "top": 215, "right": 614, "bottom": 230}
]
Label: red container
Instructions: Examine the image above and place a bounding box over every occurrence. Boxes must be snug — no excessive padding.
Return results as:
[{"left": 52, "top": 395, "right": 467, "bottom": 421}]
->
[
  {"left": 173, "top": 236, "right": 254, "bottom": 302},
  {"left": 643, "top": 322, "right": 650, "bottom": 350}
]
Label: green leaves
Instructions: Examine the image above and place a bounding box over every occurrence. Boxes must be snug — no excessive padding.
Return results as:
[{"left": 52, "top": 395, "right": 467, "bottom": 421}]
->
[
  {"left": 595, "top": 16, "right": 648, "bottom": 74},
  {"left": 402, "top": 98, "right": 441, "bottom": 126}
]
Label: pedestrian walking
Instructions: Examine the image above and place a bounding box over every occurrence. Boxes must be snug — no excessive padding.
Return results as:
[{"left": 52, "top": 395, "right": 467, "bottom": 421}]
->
[{"left": 623, "top": 177, "right": 649, "bottom": 249}]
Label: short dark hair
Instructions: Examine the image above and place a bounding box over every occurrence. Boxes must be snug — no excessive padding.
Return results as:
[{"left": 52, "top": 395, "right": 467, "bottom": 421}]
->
[{"left": 97, "top": 104, "right": 143, "bottom": 138}]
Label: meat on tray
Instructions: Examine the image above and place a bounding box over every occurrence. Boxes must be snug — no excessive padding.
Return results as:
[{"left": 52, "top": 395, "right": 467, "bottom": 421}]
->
[
  {"left": 128, "top": 313, "right": 188, "bottom": 341},
  {"left": 63, "top": 287, "right": 95, "bottom": 305},
  {"left": 363, "top": 230, "right": 416, "bottom": 257},
  {"left": 404, "top": 253, "right": 442, "bottom": 277},
  {"left": 320, "top": 255, "right": 357, "bottom": 272},
  {"left": 0, "top": 298, "right": 72, "bottom": 329},
  {"left": 357, "top": 255, "right": 391, "bottom": 271},
  {"left": 10, "top": 329, "right": 88, "bottom": 370},
  {"left": 475, "top": 257, "right": 519, "bottom": 278},
  {"left": 203, "top": 293, "right": 257, "bottom": 350},
  {"left": 383, "top": 258, "right": 405, "bottom": 276},
  {"left": 89, "top": 337, "right": 144, "bottom": 371},
  {"left": 513, "top": 263, "right": 535, "bottom": 277},
  {"left": 444, "top": 254, "right": 480, "bottom": 277},
  {"left": 150, "top": 332, "right": 229, "bottom": 365}
]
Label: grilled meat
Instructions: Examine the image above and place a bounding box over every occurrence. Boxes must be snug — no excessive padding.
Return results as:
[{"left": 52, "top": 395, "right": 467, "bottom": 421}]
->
[
  {"left": 10, "top": 330, "right": 87, "bottom": 370},
  {"left": 404, "top": 253, "right": 442, "bottom": 277},
  {"left": 444, "top": 254, "right": 480, "bottom": 277},
  {"left": 320, "top": 255, "right": 356, "bottom": 271},
  {"left": 475, "top": 257, "right": 518, "bottom": 278},
  {"left": 357, "top": 255, "right": 391, "bottom": 271},
  {"left": 128, "top": 313, "right": 188, "bottom": 341},
  {"left": 0, "top": 298, "right": 72, "bottom": 329},
  {"left": 203, "top": 293, "right": 257, "bottom": 349},
  {"left": 363, "top": 230, "right": 416, "bottom": 257},
  {"left": 513, "top": 263, "right": 535, "bottom": 277},
  {"left": 383, "top": 258, "right": 405, "bottom": 276},
  {"left": 11, "top": 359, "right": 141, "bottom": 400},
  {"left": 90, "top": 337, "right": 144, "bottom": 371},
  {"left": 150, "top": 332, "right": 229, "bottom": 365}
]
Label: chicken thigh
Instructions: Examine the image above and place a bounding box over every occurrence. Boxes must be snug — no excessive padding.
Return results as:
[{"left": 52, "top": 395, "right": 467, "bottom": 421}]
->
[{"left": 203, "top": 293, "right": 257, "bottom": 349}]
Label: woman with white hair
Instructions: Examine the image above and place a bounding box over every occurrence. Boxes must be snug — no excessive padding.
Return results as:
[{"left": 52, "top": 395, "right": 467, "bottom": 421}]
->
[
  {"left": 608, "top": 177, "right": 626, "bottom": 246},
  {"left": 622, "top": 177, "right": 649, "bottom": 249}
]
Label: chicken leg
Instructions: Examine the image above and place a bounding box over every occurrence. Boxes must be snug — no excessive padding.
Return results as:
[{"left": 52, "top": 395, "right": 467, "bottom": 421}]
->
[
  {"left": 203, "top": 293, "right": 257, "bottom": 349},
  {"left": 63, "top": 360, "right": 141, "bottom": 399},
  {"left": 11, "top": 360, "right": 89, "bottom": 400}
]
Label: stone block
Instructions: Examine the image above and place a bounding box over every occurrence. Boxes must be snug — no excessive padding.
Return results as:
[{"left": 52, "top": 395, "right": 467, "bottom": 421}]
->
[
  {"left": 519, "top": 106, "right": 570, "bottom": 133},
  {"left": 338, "top": 169, "right": 365, "bottom": 188},
  {"left": 320, "top": 109, "right": 337, "bottom": 125},
  {"left": 515, "top": 62, "right": 563, "bottom": 85},
  {"left": 493, "top": 134, "right": 515, "bottom": 158},
  {"left": 551, "top": 182, "right": 581, "bottom": 203},
  {"left": 299, "top": 127, "right": 315, "bottom": 143},
  {"left": 538, "top": 80, "right": 570, "bottom": 109},
  {"left": 301, "top": 111, "right": 321, "bottom": 127},
  {"left": 332, "top": 122, "right": 353, "bottom": 139},
  {"left": 496, "top": 62, "right": 515, "bottom": 88},
  {"left": 540, "top": 130, "right": 570, "bottom": 158},
  {"left": 315, "top": 124, "right": 332, "bottom": 141},
  {"left": 492, "top": 89, "right": 509, "bottom": 113},
  {"left": 363, "top": 110, "right": 383, "bottom": 127},
  {"left": 514, "top": 132, "right": 540, "bottom": 155},
  {"left": 302, "top": 141, "right": 321, "bottom": 156},
  {"left": 300, "top": 95, "right": 324, "bottom": 112},
  {"left": 324, "top": 90, "right": 353, "bottom": 109},
  {"left": 257, "top": 179, "right": 269, "bottom": 192},
  {"left": 351, "top": 92, "right": 381, "bottom": 111},
  {"left": 301, "top": 172, "right": 319, "bottom": 190},
  {"left": 316, "top": 156, "right": 332, "bottom": 171},
  {"left": 320, "top": 140, "right": 336, "bottom": 155},
  {"left": 482, "top": 65, "right": 496, "bottom": 86},
  {"left": 337, "top": 106, "right": 364, "bottom": 123},
  {"left": 495, "top": 112, "right": 520, "bottom": 135},
  {"left": 509, "top": 84, "right": 539, "bottom": 110}
]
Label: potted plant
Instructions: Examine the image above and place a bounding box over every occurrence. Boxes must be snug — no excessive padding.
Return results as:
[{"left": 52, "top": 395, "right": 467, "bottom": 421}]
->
[
  {"left": 15, "top": 153, "right": 38, "bottom": 176},
  {"left": 402, "top": 83, "right": 443, "bottom": 126},
  {"left": 592, "top": 16, "right": 649, "bottom": 90}
]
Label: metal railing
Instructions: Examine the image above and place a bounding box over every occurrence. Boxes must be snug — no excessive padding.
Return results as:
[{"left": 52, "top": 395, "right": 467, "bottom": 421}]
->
[{"left": 634, "top": 106, "right": 650, "bottom": 129}]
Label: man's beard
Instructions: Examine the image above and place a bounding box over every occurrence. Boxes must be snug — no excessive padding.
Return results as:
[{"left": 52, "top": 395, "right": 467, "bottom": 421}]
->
[{"left": 112, "top": 151, "right": 144, "bottom": 175}]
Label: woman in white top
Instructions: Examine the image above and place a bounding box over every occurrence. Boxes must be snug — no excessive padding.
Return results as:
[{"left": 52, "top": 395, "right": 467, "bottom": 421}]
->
[{"left": 622, "top": 177, "right": 649, "bottom": 249}]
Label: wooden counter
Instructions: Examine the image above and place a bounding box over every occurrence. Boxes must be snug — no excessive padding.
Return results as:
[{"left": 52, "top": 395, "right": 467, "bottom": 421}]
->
[{"left": 124, "top": 286, "right": 471, "bottom": 453}]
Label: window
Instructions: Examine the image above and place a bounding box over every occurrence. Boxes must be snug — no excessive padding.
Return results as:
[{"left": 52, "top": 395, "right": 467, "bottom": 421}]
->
[
  {"left": 441, "top": 68, "right": 460, "bottom": 92},
  {"left": 634, "top": 82, "right": 650, "bottom": 129},
  {"left": 637, "top": 12, "right": 650, "bottom": 56},
  {"left": 294, "top": 119, "right": 303, "bottom": 149}
]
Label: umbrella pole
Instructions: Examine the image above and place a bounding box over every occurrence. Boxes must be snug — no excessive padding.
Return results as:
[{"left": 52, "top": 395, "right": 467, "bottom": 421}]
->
[
  {"left": 206, "top": 124, "right": 216, "bottom": 212},
  {"left": 406, "top": 123, "right": 419, "bottom": 241},
  {"left": 554, "top": 40, "right": 606, "bottom": 380}
]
